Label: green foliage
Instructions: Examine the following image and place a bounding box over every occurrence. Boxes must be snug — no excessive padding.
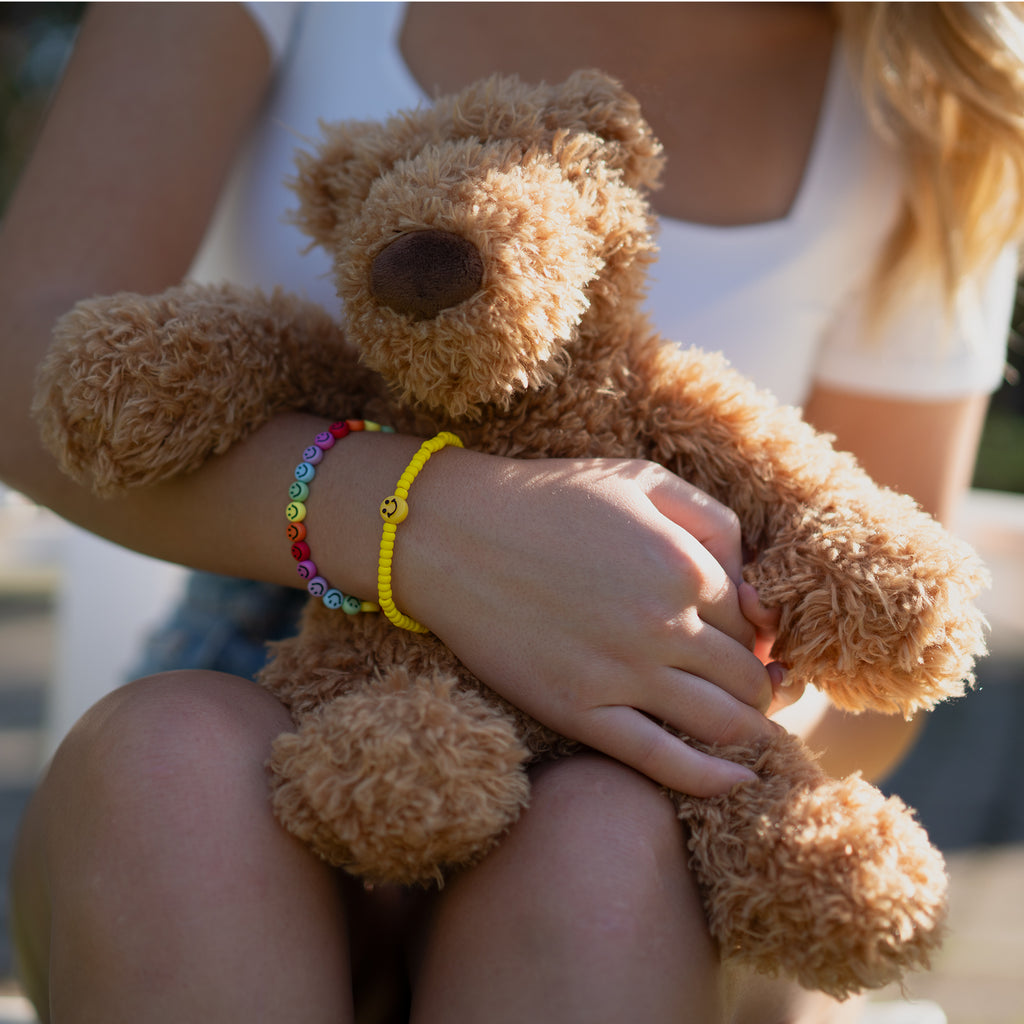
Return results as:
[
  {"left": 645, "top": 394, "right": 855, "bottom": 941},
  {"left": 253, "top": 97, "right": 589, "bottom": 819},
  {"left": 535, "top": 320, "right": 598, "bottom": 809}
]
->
[{"left": 974, "top": 328, "right": 1024, "bottom": 494}]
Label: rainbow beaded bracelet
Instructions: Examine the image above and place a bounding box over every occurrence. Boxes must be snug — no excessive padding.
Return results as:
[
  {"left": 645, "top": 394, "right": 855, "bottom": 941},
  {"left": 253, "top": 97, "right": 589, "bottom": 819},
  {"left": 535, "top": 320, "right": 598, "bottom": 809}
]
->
[
  {"left": 377, "top": 431, "right": 464, "bottom": 633},
  {"left": 285, "top": 419, "right": 393, "bottom": 613}
]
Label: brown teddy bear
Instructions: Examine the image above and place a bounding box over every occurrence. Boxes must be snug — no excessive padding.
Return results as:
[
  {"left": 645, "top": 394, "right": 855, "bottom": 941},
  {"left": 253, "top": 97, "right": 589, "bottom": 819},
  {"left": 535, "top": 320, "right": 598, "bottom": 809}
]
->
[{"left": 35, "top": 70, "right": 988, "bottom": 999}]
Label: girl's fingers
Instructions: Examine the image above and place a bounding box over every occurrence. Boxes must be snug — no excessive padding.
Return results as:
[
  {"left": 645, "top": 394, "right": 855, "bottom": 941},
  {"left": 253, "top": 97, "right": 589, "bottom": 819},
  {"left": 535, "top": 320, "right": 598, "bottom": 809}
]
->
[
  {"left": 737, "top": 581, "right": 780, "bottom": 632},
  {"left": 580, "top": 705, "right": 758, "bottom": 798},
  {"left": 766, "top": 662, "right": 806, "bottom": 715},
  {"left": 667, "top": 619, "right": 774, "bottom": 713},
  {"left": 737, "top": 580, "right": 781, "bottom": 666},
  {"left": 647, "top": 472, "right": 745, "bottom": 587},
  {"left": 648, "top": 664, "right": 782, "bottom": 747}
]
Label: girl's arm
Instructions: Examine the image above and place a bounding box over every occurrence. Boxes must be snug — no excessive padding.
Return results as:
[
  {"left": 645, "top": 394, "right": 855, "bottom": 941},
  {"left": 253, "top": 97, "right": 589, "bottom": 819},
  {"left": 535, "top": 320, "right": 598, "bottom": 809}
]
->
[{"left": 0, "top": 2, "right": 274, "bottom": 518}]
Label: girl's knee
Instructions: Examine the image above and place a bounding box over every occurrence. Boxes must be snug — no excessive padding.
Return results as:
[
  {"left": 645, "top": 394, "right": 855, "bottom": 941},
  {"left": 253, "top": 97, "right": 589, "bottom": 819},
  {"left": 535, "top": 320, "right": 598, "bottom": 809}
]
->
[
  {"left": 58, "top": 669, "right": 288, "bottom": 771},
  {"left": 44, "top": 670, "right": 291, "bottom": 835},
  {"left": 528, "top": 753, "right": 685, "bottom": 862},
  {"left": 505, "top": 754, "right": 696, "bottom": 931}
]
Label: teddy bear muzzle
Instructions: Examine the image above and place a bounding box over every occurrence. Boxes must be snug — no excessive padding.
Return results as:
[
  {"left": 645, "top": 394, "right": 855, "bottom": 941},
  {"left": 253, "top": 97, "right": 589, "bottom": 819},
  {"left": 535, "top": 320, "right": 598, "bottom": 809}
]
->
[{"left": 370, "top": 229, "right": 485, "bottom": 321}]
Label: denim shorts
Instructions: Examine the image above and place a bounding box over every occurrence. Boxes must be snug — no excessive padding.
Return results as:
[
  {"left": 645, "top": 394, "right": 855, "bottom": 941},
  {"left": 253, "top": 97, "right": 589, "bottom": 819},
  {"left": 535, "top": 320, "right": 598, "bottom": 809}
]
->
[{"left": 129, "top": 572, "right": 307, "bottom": 683}]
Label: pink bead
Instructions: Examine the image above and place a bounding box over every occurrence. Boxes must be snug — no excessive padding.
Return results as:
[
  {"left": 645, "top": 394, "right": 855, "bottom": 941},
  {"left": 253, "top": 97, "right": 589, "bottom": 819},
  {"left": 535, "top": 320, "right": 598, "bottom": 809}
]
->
[
  {"left": 296, "top": 560, "right": 317, "bottom": 580},
  {"left": 302, "top": 444, "right": 324, "bottom": 465},
  {"left": 314, "top": 431, "right": 335, "bottom": 449}
]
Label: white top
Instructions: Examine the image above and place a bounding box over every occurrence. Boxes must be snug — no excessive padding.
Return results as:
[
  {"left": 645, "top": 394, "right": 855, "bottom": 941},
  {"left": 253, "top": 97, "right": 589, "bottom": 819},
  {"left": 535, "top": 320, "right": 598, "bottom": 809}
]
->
[{"left": 193, "top": 1, "right": 1016, "bottom": 409}]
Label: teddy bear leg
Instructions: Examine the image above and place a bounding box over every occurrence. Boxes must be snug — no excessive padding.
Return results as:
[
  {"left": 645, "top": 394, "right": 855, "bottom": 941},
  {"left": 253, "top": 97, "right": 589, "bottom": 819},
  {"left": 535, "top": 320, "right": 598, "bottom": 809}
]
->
[
  {"left": 267, "top": 667, "right": 532, "bottom": 887},
  {"left": 674, "top": 733, "right": 947, "bottom": 1000}
]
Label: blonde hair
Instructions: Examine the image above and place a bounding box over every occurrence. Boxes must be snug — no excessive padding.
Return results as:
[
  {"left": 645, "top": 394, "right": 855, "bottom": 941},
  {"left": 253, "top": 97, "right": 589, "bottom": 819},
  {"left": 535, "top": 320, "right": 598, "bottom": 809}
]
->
[{"left": 837, "top": 2, "right": 1024, "bottom": 311}]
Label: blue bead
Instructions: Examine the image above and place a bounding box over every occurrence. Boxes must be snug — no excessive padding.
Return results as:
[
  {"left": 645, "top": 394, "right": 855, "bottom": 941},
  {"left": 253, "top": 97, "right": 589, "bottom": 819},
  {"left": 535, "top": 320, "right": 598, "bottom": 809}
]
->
[
  {"left": 323, "top": 589, "right": 345, "bottom": 610},
  {"left": 295, "top": 462, "right": 316, "bottom": 482}
]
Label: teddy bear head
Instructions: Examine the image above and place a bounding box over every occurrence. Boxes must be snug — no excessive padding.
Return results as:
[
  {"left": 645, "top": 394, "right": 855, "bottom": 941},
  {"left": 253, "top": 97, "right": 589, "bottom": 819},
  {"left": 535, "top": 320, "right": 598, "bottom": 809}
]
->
[{"left": 289, "top": 70, "right": 664, "bottom": 419}]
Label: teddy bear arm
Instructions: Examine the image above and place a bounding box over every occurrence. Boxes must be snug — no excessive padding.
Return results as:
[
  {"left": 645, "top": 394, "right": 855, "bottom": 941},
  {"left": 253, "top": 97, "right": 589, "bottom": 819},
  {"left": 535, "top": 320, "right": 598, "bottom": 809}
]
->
[
  {"left": 641, "top": 344, "right": 986, "bottom": 715},
  {"left": 743, "top": 490, "right": 988, "bottom": 716},
  {"left": 34, "top": 282, "right": 364, "bottom": 497}
]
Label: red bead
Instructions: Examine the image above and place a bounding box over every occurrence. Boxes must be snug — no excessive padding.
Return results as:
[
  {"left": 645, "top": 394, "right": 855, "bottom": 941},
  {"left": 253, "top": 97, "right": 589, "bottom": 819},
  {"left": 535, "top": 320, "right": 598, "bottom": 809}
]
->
[
  {"left": 291, "top": 540, "right": 311, "bottom": 561},
  {"left": 286, "top": 521, "right": 307, "bottom": 543},
  {"left": 329, "top": 421, "right": 350, "bottom": 439}
]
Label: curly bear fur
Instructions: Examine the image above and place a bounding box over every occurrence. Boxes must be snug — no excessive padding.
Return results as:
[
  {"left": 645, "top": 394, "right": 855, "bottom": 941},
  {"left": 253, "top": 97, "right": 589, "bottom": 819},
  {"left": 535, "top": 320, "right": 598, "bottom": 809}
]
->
[{"left": 35, "top": 70, "right": 988, "bottom": 999}]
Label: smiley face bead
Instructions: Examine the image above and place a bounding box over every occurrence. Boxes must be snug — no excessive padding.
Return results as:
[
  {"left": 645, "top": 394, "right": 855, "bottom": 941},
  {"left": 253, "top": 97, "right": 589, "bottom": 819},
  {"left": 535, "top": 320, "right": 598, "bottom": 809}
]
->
[
  {"left": 286, "top": 421, "right": 392, "bottom": 613},
  {"left": 379, "top": 494, "right": 409, "bottom": 524}
]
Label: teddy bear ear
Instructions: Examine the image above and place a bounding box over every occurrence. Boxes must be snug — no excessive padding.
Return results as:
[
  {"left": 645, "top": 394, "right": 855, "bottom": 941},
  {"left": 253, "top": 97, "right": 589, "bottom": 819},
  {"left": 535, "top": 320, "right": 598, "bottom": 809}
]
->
[
  {"left": 288, "top": 111, "right": 438, "bottom": 248},
  {"left": 541, "top": 69, "right": 665, "bottom": 190}
]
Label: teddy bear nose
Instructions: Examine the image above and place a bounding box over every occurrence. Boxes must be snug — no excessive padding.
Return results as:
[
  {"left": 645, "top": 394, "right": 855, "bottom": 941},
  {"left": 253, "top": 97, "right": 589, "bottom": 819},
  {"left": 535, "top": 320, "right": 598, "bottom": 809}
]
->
[{"left": 370, "top": 229, "right": 485, "bottom": 320}]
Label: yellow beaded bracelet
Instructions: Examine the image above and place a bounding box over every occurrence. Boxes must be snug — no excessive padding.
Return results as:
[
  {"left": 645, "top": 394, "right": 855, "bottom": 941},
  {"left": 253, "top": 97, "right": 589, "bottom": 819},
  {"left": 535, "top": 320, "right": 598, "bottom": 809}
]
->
[{"left": 377, "top": 431, "right": 464, "bottom": 632}]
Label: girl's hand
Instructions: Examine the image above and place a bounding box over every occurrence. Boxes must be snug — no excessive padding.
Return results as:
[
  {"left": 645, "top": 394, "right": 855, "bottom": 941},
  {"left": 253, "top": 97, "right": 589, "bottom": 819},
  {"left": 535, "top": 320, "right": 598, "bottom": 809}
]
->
[{"left": 399, "top": 450, "right": 788, "bottom": 798}]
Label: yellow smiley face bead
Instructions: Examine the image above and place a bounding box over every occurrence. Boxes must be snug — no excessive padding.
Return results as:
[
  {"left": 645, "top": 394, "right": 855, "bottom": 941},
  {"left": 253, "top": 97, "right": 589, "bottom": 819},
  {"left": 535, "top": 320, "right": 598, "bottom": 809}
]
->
[
  {"left": 379, "top": 494, "right": 409, "bottom": 524},
  {"left": 376, "top": 431, "right": 463, "bottom": 634}
]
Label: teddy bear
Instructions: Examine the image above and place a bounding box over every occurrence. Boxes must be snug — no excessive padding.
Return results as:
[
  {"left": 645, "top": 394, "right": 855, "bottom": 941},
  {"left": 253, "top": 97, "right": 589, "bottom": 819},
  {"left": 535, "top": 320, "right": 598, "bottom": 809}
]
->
[{"left": 34, "top": 70, "right": 989, "bottom": 999}]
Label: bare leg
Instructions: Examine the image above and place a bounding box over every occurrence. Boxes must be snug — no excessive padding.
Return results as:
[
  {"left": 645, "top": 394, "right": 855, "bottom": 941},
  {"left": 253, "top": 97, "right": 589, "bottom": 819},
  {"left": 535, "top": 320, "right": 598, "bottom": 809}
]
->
[
  {"left": 411, "top": 753, "right": 721, "bottom": 1024},
  {"left": 411, "top": 752, "right": 869, "bottom": 1024},
  {"left": 9, "top": 671, "right": 355, "bottom": 1024},
  {"left": 725, "top": 967, "right": 867, "bottom": 1024}
]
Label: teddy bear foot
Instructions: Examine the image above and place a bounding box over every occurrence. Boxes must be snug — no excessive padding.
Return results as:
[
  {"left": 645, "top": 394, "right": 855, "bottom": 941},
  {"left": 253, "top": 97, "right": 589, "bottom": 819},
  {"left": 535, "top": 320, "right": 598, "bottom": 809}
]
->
[
  {"left": 268, "top": 668, "right": 532, "bottom": 886},
  {"left": 677, "top": 735, "right": 948, "bottom": 1000}
]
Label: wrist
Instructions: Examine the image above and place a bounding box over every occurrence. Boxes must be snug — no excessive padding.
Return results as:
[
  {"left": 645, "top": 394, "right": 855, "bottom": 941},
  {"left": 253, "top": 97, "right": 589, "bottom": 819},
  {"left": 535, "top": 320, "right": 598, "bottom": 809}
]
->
[{"left": 298, "top": 423, "right": 424, "bottom": 601}]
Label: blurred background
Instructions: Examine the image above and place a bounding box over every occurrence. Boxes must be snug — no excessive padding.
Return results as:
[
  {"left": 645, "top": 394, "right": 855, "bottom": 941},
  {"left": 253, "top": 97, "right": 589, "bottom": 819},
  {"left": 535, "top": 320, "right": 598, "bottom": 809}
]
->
[{"left": 1, "top": 5, "right": 1024, "bottom": 1023}]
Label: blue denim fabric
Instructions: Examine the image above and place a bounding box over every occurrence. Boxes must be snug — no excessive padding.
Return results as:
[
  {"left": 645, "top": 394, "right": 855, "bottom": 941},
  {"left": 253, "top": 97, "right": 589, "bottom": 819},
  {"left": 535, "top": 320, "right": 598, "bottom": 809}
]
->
[{"left": 129, "top": 572, "right": 307, "bottom": 683}]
